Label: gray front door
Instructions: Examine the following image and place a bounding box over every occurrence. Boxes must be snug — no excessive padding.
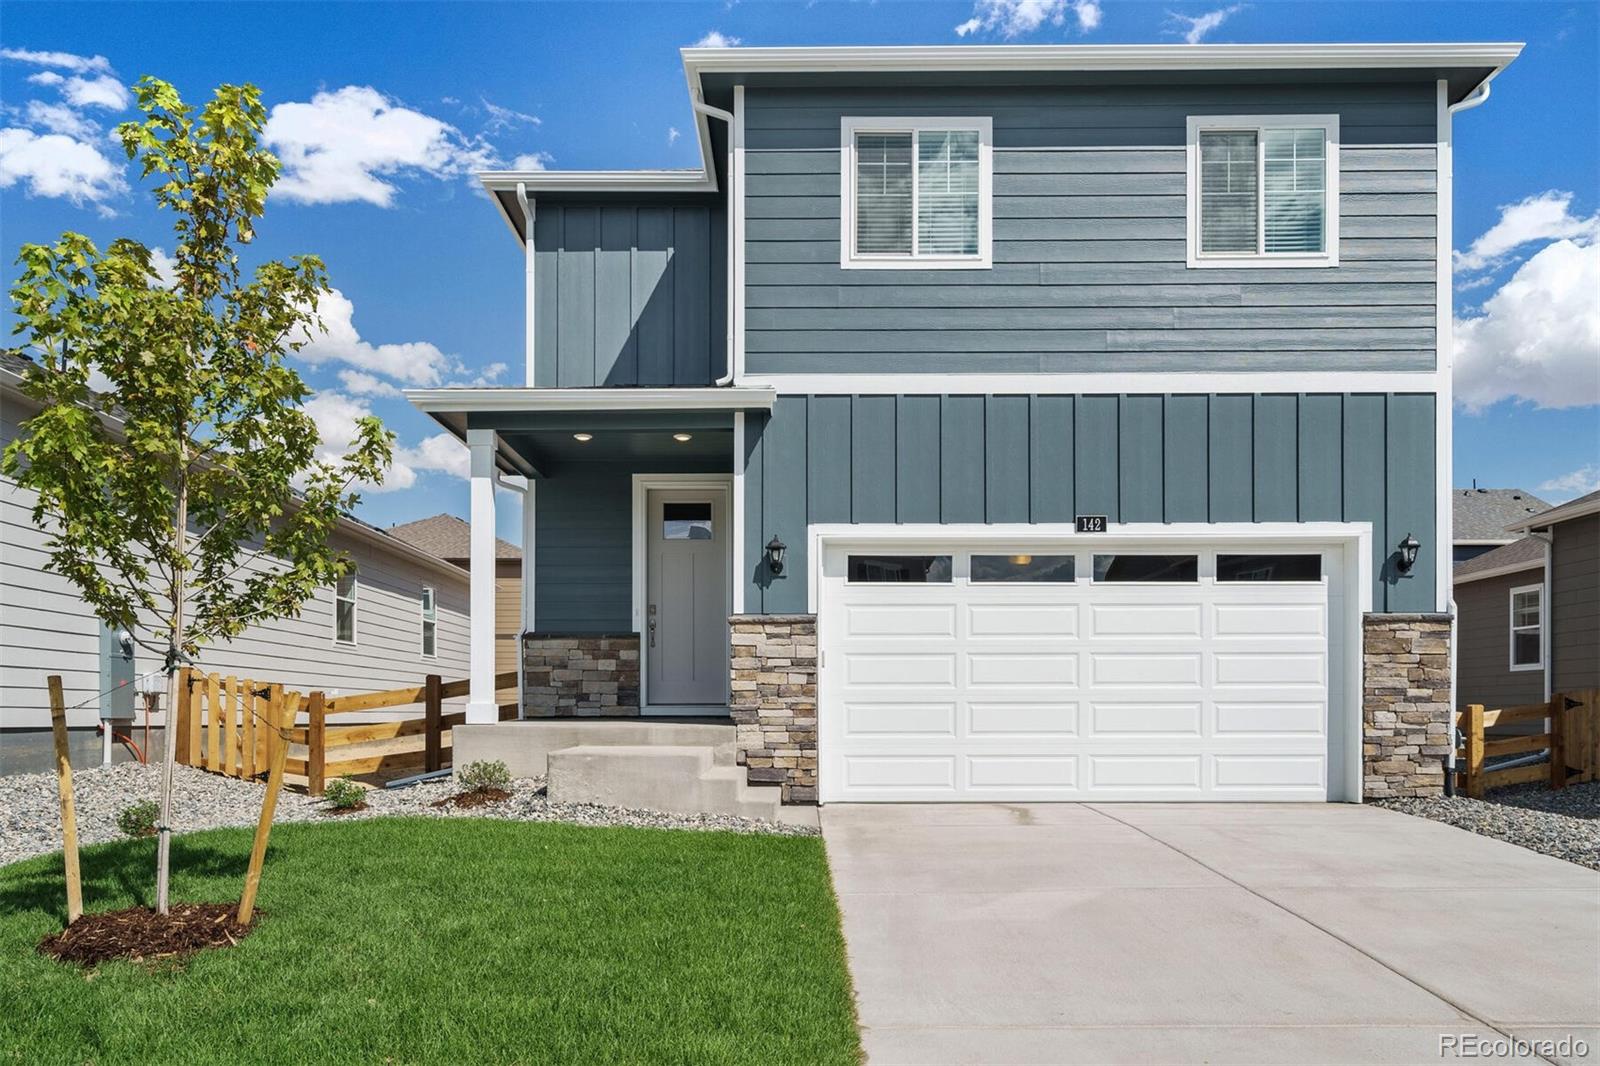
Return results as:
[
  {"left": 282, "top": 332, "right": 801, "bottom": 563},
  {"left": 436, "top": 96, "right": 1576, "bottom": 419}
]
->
[{"left": 645, "top": 489, "right": 728, "bottom": 707}]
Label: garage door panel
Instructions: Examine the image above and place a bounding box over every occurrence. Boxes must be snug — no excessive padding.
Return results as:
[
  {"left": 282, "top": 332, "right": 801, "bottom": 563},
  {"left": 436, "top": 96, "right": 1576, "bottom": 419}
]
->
[
  {"left": 966, "top": 755, "right": 1077, "bottom": 790},
  {"left": 1214, "top": 602, "right": 1325, "bottom": 638},
  {"left": 968, "top": 701, "right": 1079, "bottom": 736},
  {"left": 1088, "top": 755, "right": 1204, "bottom": 790},
  {"left": 845, "top": 603, "right": 958, "bottom": 637},
  {"left": 844, "top": 755, "right": 955, "bottom": 790},
  {"left": 968, "top": 603, "right": 1078, "bottom": 637},
  {"left": 844, "top": 702, "right": 958, "bottom": 736},
  {"left": 969, "top": 652, "right": 1078, "bottom": 686},
  {"left": 1090, "top": 652, "right": 1203, "bottom": 687},
  {"left": 846, "top": 653, "right": 957, "bottom": 686},
  {"left": 1214, "top": 701, "right": 1326, "bottom": 735},
  {"left": 1213, "top": 754, "right": 1326, "bottom": 790},
  {"left": 1089, "top": 602, "right": 1204, "bottom": 638},
  {"left": 1213, "top": 652, "right": 1325, "bottom": 687},
  {"left": 1088, "top": 701, "right": 1203, "bottom": 736}
]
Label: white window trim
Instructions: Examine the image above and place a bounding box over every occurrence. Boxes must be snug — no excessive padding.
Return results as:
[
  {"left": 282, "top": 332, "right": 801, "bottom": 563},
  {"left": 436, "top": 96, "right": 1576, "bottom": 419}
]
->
[
  {"left": 1508, "top": 582, "right": 1543, "bottom": 672},
  {"left": 1185, "top": 113, "right": 1340, "bottom": 269},
  {"left": 420, "top": 585, "right": 438, "bottom": 659},
  {"left": 333, "top": 570, "right": 358, "bottom": 647},
  {"left": 839, "top": 115, "right": 993, "bottom": 270}
]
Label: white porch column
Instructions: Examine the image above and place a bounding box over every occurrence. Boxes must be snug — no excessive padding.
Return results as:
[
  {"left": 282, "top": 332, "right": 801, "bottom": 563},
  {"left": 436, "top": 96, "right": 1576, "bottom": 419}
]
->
[{"left": 467, "top": 428, "right": 498, "bottom": 724}]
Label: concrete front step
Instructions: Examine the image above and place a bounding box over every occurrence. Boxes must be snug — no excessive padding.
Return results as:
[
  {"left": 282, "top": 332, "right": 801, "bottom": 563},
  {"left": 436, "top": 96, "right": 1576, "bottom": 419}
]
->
[
  {"left": 546, "top": 744, "right": 817, "bottom": 827},
  {"left": 453, "top": 719, "right": 737, "bottom": 779}
]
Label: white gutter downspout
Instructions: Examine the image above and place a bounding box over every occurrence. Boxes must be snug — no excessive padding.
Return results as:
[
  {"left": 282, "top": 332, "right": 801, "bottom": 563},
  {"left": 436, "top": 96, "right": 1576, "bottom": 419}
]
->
[
  {"left": 693, "top": 98, "right": 738, "bottom": 386},
  {"left": 515, "top": 182, "right": 536, "bottom": 387}
]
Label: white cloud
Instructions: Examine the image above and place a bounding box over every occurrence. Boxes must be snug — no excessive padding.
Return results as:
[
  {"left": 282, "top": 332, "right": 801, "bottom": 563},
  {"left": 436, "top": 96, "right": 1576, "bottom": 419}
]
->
[
  {"left": 667, "top": 126, "right": 681, "bottom": 146},
  {"left": 396, "top": 433, "right": 470, "bottom": 480},
  {"left": 453, "top": 361, "right": 508, "bottom": 387},
  {"left": 0, "top": 47, "right": 113, "bottom": 74},
  {"left": 509, "top": 151, "right": 552, "bottom": 171},
  {"left": 0, "top": 127, "right": 126, "bottom": 210},
  {"left": 295, "top": 288, "right": 455, "bottom": 385},
  {"left": 1166, "top": 4, "right": 1246, "bottom": 44},
  {"left": 337, "top": 369, "right": 403, "bottom": 397},
  {"left": 1454, "top": 191, "right": 1600, "bottom": 274},
  {"left": 264, "top": 86, "right": 496, "bottom": 207},
  {"left": 56, "top": 73, "right": 130, "bottom": 110},
  {"left": 1538, "top": 465, "right": 1600, "bottom": 502},
  {"left": 481, "top": 98, "right": 540, "bottom": 132},
  {"left": 305, "top": 391, "right": 470, "bottom": 492},
  {"left": 147, "top": 247, "right": 180, "bottom": 287},
  {"left": 1454, "top": 237, "right": 1600, "bottom": 411},
  {"left": 691, "top": 31, "right": 742, "bottom": 48},
  {"left": 22, "top": 100, "right": 97, "bottom": 138},
  {"left": 955, "top": 0, "right": 1100, "bottom": 37}
]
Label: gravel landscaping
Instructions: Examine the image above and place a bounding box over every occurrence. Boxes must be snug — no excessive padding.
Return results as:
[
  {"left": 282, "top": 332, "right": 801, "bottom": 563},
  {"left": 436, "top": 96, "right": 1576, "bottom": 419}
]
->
[
  {"left": 1374, "top": 780, "right": 1599, "bottom": 870},
  {"left": 0, "top": 762, "right": 816, "bottom": 868}
]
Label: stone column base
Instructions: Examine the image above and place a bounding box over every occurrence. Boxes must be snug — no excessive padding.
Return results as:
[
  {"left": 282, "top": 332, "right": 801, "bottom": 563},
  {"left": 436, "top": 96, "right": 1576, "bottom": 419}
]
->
[
  {"left": 523, "top": 633, "right": 640, "bottom": 717},
  {"left": 1363, "top": 613, "right": 1452, "bottom": 799},
  {"left": 729, "top": 615, "right": 818, "bottom": 804}
]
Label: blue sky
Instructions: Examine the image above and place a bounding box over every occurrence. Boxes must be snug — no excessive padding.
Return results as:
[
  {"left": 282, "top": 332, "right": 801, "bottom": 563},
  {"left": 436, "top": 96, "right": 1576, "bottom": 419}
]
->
[{"left": 3, "top": 1, "right": 1597, "bottom": 542}]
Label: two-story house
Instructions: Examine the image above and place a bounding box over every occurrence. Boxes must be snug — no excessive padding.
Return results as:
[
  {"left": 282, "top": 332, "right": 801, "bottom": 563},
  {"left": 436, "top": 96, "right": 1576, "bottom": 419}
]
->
[{"left": 410, "top": 43, "right": 1521, "bottom": 810}]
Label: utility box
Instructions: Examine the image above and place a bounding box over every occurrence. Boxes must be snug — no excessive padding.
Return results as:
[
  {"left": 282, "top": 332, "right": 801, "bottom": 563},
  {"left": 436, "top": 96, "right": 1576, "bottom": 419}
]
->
[{"left": 98, "top": 623, "right": 136, "bottom": 721}]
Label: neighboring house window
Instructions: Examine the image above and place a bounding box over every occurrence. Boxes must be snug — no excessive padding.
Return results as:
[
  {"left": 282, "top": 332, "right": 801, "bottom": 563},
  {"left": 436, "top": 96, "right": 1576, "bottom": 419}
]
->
[
  {"left": 334, "top": 569, "right": 357, "bottom": 645},
  {"left": 420, "top": 586, "right": 437, "bottom": 658},
  {"left": 1509, "top": 584, "right": 1543, "bottom": 671},
  {"left": 840, "top": 116, "right": 992, "bottom": 269},
  {"left": 1186, "top": 115, "right": 1339, "bottom": 268}
]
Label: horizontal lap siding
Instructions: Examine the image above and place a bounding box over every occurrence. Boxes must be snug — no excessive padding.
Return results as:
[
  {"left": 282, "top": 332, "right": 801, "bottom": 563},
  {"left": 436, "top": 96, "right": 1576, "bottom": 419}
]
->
[
  {"left": 744, "top": 83, "right": 1437, "bottom": 374},
  {"left": 743, "top": 393, "right": 1435, "bottom": 614},
  {"left": 534, "top": 465, "right": 634, "bottom": 632},
  {"left": 534, "top": 202, "right": 725, "bottom": 387},
  {"left": 1455, "top": 570, "right": 1546, "bottom": 710}
]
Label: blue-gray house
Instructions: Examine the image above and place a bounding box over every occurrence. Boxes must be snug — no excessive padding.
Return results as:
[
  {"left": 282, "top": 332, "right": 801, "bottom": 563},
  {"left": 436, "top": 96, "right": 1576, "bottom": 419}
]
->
[{"left": 410, "top": 42, "right": 1521, "bottom": 810}]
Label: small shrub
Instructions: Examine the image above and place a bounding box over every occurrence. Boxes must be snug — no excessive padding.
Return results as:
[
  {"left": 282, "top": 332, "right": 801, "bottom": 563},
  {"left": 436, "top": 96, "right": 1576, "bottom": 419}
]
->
[
  {"left": 117, "top": 800, "right": 160, "bottom": 839},
  {"left": 323, "top": 777, "right": 366, "bottom": 810},
  {"left": 458, "top": 760, "right": 511, "bottom": 793}
]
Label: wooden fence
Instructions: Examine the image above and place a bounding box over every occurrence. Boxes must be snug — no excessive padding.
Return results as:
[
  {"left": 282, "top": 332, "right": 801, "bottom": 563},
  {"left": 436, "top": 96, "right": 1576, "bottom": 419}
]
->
[
  {"left": 1455, "top": 689, "right": 1600, "bottom": 798},
  {"left": 177, "top": 669, "right": 519, "bottom": 794}
]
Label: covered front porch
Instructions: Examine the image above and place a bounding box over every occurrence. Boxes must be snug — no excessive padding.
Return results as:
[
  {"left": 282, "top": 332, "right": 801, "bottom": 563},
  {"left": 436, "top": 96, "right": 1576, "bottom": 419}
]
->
[{"left": 407, "top": 386, "right": 775, "bottom": 726}]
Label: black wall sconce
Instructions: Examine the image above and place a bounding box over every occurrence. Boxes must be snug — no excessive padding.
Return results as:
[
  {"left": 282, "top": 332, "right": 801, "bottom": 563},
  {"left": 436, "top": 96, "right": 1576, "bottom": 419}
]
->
[
  {"left": 1396, "top": 532, "right": 1421, "bottom": 574},
  {"left": 765, "top": 536, "right": 788, "bottom": 576}
]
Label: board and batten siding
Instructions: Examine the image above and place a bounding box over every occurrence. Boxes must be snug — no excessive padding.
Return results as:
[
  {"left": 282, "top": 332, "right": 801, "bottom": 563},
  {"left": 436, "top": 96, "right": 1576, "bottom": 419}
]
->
[
  {"left": 744, "top": 82, "right": 1437, "bottom": 374},
  {"left": 3, "top": 404, "right": 471, "bottom": 728},
  {"left": 742, "top": 393, "right": 1436, "bottom": 614},
  {"left": 1454, "top": 568, "right": 1547, "bottom": 711},
  {"left": 1551, "top": 513, "right": 1600, "bottom": 691},
  {"left": 532, "top": 201, "right": 727, "bottom": 387}
]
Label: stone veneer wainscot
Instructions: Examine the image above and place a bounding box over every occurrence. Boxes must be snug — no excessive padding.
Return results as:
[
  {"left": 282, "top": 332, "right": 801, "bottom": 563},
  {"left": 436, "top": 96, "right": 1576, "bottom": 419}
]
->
[
  {"left": 522, "top": 633, "right": 640, "bottom": 717},
  {"left": 729, "top": 615, "right": 818, "bottom": 803},
  {"left": 1363, "top": 613, "right": 1452, "bottom": 798}
]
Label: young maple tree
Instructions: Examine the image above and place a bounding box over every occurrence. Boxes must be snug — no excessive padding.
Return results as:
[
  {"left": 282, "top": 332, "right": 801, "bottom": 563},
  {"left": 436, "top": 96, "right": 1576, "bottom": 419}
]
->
[{"left": 2, "top": 77, "right": 393, "bottom": 913}]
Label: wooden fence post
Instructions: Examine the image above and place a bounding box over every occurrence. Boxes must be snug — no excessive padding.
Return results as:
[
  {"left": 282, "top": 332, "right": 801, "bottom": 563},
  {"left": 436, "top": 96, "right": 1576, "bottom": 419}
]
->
[
  {"left": 238, "top": 689, "right": 296, "bottom": 926},
  {"left": 306, "top": 691, "right": 327, "bottom": 796},
  {"left": 47, "top": 676, "right": 83, "bottom": 924},
  {"left": 174, "top": 667, "right": 193, "bottom": 766},
  {"left": 424, "top": 674, "right": 443, "bottom": 773},
  {"left": 1464, "top": 704, "right": 1485, "bottom": 799},
  {"left": 186, "top": 672, "right": 203, "bottom": 769},
  {"left": 1549, "top": 692, "right": 1568, "bottom": 791}
]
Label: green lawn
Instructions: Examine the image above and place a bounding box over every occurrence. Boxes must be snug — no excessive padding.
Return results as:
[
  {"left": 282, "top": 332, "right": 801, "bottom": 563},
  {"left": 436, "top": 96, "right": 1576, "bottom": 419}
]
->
[{"left": 0, "top": 818, "right": 861, "bottom": 1065}]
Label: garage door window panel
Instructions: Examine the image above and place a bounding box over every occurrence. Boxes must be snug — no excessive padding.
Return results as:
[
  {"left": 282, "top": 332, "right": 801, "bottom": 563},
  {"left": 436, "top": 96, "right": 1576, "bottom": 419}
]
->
[
  {"left": 1093, "top": 554, "right": 1200, "bottom": 583},
  {"left": 847, "top": 555, "right": 952, "bottom": 583},
  {"left": 1217, "top": 554, "right": 1322, "bottom": 582},
  {"left": 971, "top": 554, "right": 1076, "bottom": 583}
]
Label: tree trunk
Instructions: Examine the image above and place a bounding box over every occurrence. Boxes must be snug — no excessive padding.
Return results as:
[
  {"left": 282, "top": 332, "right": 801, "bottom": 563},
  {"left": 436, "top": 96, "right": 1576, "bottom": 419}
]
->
[{"left": 155, "top": 466, "right": 187, "bottom": 915}]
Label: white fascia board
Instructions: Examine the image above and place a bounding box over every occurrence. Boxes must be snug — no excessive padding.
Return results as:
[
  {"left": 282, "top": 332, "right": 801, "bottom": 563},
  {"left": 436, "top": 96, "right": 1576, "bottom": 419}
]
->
[
  {"left": 405, "top": 386, "right": 777, "bottom": 414},
  {"left": 1452, "top": 559, "right": 1544, "bottom": 586},
  {"left": 681, "top": 42, "right": 1522, "bottom": 78},
  {"left": 1506, "top": 494, "right": 1600, "bottom": 531},
  {"left": 1453, "top": 538, "right": 1517, "bottom": 546},
  {"left": 479, "top": 170, "right": 715, "bottom": 194},
  {"left": 739, "top": 371, "right": 1441, "bottom": 395}
]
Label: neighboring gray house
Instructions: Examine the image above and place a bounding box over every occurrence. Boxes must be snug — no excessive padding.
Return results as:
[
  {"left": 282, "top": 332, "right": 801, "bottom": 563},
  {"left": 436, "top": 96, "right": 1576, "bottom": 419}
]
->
[
  {"left": 1, "top": 353, "right": 472, "bottom": 737},
  {"left": 410, "top": 42, "right": 1521, "bottom": 808},
  {"left": 1452, "top": 486, "right": 1550, "bottom": 563},
  {"left": 1454, "top": 488, "right": 1600, "bottom": 710}
]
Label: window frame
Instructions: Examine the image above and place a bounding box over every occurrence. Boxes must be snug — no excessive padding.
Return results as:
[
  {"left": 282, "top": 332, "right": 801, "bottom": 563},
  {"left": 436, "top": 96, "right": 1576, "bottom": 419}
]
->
[
  {"left": 333, "top": 568, "right": 358, "bottom": 647},
  {"left": 839, "top": 115, "right": 993, "bottom": 270},
  {"left": 420, "top": 585, "right": 438, "bottom": 659},
  {"left": 1508, "top": 582, "right": 1544, "bottom": 672},
  {"left": 1185, "top": 113, "right": 1340, "bottom": 269}
]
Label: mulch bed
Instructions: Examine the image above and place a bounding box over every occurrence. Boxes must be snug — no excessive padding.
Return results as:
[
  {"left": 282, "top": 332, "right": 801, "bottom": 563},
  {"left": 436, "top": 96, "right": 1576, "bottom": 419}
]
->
[
  {"left": 322, "top": 801, "right": 370, "bottom": 816},
  {"left": 431, "top": 788, "right": 511, "bottom": 810},
  {"left": 39, "top": 903, "right": 254, "bottom": 967}
]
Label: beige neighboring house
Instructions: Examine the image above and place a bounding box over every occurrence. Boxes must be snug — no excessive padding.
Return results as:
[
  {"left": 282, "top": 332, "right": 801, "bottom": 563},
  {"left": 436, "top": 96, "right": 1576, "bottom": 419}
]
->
[
  {"left": 0, "top": 351, "right": 472, "bottom": 734},
  {"left": 386, "top": 514, "right": 523, "bottom": 681}
]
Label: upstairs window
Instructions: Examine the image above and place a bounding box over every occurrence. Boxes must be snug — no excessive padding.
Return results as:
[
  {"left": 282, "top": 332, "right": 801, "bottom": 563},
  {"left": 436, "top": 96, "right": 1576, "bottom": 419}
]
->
[
  {"left": 334, "top": 569, "right": 358, "bottom": 645},
  {"left": 420, "top": 586, "right": 438, "bottom": 658},
  {"left": 1187, "top": 115, "right": 1339, "bottom": 268},
  {"left": 842, "top": 117, "right": 992, "bottom": 269}
]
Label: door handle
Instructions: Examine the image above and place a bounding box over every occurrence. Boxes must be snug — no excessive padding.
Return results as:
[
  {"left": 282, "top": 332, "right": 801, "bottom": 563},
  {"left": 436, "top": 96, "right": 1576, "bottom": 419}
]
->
[{"left": 648, "top": 604, "right": 657, "bottom": 648}]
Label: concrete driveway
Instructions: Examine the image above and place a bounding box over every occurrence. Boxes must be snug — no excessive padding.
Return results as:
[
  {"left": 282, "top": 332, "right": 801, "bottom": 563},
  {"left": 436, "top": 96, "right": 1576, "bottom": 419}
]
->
[{"left": 821, "top": 803, "right": 1600, "bottom": 1065}]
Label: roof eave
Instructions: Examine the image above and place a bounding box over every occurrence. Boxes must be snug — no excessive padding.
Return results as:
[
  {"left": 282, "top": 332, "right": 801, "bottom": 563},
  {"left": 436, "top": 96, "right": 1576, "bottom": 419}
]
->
[{"left": 1507, "top": 494, "right": 1600, "bottom": 532}]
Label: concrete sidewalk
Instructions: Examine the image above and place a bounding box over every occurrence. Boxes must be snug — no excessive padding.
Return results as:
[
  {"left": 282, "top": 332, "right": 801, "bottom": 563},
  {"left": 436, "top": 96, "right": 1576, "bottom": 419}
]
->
[{"left": 821, "top": 803, "right": 1599, "bottom": 1065}]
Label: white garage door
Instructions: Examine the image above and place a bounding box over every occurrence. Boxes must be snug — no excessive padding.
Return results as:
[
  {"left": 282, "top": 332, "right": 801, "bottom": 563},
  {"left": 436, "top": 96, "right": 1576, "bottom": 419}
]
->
[{"left": 819, "top": 544, "right": 1345, "bottom": 802}]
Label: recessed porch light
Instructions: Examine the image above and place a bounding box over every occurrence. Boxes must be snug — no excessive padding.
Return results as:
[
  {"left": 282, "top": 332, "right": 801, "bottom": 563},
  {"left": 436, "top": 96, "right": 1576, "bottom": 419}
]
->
[
  {"left": 572, "top": 433, "right": 593, "bottom": 442},
  {"left": 672, "top": 433, "right": 693, "bottom": 442}
]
